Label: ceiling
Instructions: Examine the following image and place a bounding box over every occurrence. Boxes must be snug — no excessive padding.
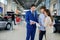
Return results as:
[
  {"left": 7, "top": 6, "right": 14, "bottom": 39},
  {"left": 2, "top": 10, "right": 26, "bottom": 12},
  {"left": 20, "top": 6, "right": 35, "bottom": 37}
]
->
[{"left": 14, "top": 0, "right": 42, "bottom": 9}]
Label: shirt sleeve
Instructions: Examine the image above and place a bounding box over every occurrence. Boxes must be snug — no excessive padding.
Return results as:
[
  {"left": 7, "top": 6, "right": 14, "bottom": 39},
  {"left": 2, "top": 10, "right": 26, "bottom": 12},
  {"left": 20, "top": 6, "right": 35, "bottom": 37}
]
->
[
  {"left": 38, "top": 15, "right": 41, "bottom": 24},
  {"left": 38, "top": 14, "right": 45, "bottom": 26}
]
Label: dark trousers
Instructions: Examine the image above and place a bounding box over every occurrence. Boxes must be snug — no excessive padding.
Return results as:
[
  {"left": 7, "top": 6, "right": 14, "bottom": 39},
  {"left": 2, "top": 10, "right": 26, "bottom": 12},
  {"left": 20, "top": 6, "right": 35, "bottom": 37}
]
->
[
  {"left": 39, "top": 30, "right": 46, "bottom": 40},
  {"left": 14, "top": 19, "right": 16, "bottom": 25},
  {"left": 12, "top": 19, "right": 16, "bottom": 25},
  {"left": 26, "top": 29, "right": 36, "bottom": 40},
  {"left": 54, "top": 24, "right": 57, "bottom": 32}
]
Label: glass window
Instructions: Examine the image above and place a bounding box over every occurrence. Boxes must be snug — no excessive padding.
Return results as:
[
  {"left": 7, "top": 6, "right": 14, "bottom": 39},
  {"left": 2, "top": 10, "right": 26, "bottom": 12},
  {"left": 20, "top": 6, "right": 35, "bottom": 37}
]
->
[
  {"left": 58, "top": 0, "right": 60, "bottom": 9},
  {"left": 53, "top": 3, "right": 57, "bottom": 9},
  {"left": 0, "top": 0, "right": 7, "bottom": 5},
  {"left": 45, "top": 0, "right": 50, "bottom": 9}
]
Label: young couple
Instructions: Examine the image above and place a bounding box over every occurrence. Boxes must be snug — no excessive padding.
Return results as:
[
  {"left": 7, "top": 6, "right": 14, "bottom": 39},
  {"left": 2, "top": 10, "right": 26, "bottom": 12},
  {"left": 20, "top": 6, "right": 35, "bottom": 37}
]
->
[{"left": 25, "top": 4, "right": 53, "bottom": 40}]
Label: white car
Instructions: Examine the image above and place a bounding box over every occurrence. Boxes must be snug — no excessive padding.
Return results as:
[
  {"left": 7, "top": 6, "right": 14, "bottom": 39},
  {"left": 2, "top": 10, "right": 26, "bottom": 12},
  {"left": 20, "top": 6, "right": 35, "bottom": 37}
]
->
[{"left": 0, "top": 17, "right": 13, "bottom": 30}]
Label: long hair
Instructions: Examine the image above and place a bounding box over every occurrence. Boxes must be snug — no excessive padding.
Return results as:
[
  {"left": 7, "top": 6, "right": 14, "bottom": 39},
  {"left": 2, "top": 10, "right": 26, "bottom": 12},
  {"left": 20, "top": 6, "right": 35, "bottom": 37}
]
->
[{"left": 45, "top": 9, "right": 53, "bottom": 22}]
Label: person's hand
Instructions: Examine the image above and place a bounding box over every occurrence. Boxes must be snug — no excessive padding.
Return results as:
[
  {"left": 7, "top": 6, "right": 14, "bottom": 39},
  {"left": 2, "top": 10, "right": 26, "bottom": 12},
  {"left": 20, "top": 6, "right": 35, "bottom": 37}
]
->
[
  {"left": 30, "top": 20, "right": 36, "bottom": 25},
  {"left": 50, "top": 23, "right": 53, "bottom": 26},
  {"left": 30, "top": 21, "right": 36, "bottom": 25},
  {"left": 38, "top": 23, "right": 42, "bottom": 26},
  {"left": 38, "top": 30, "right": 41, "bottom": 33}
]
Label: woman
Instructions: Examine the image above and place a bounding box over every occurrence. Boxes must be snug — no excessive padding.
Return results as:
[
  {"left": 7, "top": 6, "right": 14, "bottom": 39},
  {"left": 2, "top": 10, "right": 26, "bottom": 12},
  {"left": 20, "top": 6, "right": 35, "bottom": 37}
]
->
[{"left": 44, "top": 9, "right": 54, "bottom": 40}]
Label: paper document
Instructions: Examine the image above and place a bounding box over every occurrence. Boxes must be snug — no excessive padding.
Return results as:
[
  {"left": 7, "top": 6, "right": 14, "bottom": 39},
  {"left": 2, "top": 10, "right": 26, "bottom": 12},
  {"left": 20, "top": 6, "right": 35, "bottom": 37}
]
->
[{"left": 30, "top": 20, "right": 40, "bottom": 27}]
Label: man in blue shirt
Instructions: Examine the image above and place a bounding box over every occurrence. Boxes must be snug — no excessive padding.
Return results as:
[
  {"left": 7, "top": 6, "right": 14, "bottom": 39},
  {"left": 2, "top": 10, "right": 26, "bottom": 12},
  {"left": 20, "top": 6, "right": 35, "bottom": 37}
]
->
[
  {"left": 38, "top": 6, "right": 46, "bottom": 40},
  {"left": 25, "top": 4, "right": 38, "bottom": 40}
]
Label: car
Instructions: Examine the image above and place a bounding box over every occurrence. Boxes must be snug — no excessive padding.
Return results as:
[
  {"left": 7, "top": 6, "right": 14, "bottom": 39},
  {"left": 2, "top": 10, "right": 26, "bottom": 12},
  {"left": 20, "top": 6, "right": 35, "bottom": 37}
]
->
[
  {"left": 53, "top": 16, "right": 60, "bottom": 33},
  {"left": 0, "top": 16, "right": 13, "bottom": 30}
]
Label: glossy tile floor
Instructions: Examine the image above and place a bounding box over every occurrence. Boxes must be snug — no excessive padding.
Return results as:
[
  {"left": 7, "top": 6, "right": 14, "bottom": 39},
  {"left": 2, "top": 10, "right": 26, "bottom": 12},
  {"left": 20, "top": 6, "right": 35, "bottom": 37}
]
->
[{"left": 0, "top": 21, "right": 60, "bottom": 40}]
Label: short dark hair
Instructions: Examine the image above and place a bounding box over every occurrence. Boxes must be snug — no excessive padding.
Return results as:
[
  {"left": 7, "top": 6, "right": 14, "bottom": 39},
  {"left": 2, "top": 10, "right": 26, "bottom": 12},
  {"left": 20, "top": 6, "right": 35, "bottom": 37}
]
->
[
  {"left": 30, "top": 4, "right": 36, "bottom": 7},
  {"left": 40, "top": 6, "right": 46, "bottom": 10}
]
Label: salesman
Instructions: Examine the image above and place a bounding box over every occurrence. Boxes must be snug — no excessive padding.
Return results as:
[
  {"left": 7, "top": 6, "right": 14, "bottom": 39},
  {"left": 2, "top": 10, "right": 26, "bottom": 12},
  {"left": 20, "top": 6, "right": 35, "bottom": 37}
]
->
[{"left": 25, "top": 4, "right": 38, "bottom": 40}]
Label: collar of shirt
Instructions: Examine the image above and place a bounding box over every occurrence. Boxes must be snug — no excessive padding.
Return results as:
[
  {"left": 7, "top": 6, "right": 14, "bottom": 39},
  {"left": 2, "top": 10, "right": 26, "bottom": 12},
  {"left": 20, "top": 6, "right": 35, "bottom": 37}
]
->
[
  {"left": 30, "top": 10, "right": 35, "bottom": 13},
  {"left": 30, "top": 10, "right": 32, "bottom": 13}
]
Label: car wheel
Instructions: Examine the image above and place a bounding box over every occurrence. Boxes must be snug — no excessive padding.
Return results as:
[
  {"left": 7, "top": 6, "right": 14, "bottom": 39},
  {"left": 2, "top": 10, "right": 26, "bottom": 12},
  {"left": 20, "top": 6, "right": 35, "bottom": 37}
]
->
[{"left": 6, "top": 24, "right": 13, "bottom": 30}]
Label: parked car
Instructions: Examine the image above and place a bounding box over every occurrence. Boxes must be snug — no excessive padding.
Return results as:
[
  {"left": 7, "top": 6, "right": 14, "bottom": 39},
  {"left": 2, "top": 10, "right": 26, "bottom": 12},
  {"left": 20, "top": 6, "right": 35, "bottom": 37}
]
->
[
  {"left": 53, "top": 16, "right": 60, "bottom": 33},
  {"left": 0, "top": 16, "right": 13, "bottom": 30}
]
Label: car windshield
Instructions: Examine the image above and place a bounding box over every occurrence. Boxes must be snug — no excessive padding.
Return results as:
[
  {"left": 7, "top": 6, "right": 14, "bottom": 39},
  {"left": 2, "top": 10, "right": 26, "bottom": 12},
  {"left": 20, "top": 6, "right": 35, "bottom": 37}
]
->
[
  {"left": 54, "top": 16, "right": 60, "bottom": 20},
  {"left": 0, "top": 17, "right": 7, "bottom": 21},
  {"left": 53, "top": 16, "right": 60, "bottom": 23}
]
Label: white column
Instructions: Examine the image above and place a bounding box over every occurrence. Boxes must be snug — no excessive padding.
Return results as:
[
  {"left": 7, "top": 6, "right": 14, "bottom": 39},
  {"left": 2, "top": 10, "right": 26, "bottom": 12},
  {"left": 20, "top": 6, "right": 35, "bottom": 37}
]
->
[{"left": 7, "top": 0, "right": 12, "bottom": 11}]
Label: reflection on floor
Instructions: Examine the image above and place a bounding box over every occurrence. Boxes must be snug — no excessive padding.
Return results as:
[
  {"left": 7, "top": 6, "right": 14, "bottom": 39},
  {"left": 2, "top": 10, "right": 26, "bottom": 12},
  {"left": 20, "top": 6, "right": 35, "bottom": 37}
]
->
[{"left": 0, "top": 21, "right": 60, "bottom": 40}]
